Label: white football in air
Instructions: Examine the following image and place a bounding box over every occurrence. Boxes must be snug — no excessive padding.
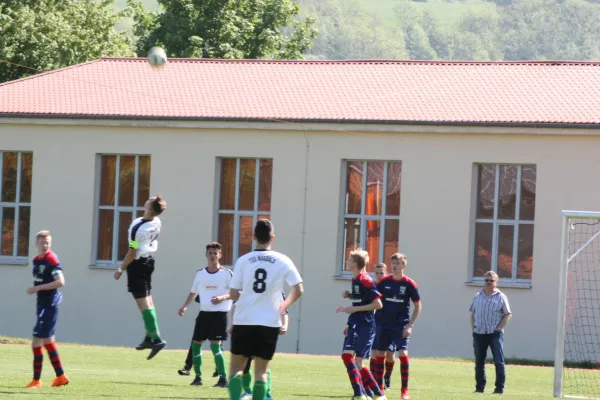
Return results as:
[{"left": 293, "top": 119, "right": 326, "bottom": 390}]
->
[{"left": 148, "top": 46, "right": 167, "bottom": 68}]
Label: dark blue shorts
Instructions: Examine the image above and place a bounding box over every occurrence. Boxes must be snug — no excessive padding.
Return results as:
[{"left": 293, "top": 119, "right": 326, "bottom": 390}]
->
[
  {"left": 373, "top": 326, "right": 397, "bottom": 352},
  {"left": 375, "top": 326, "right": 409, "bottom": 352},
  {"left": 342, "top": 323, "right": 376, "bottom": 359},
  {"left": 33, "top": 303, "right": 59, "bottom": 339}
]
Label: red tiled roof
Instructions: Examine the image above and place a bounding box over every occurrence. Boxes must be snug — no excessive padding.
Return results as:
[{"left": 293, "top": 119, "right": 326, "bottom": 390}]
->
[{"left": 1, "top": 58, "right": 600, "bottom": 126}]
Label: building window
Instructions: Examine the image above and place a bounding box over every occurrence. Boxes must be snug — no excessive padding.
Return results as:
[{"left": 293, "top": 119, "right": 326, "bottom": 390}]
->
[
  {"left": 340, "top": 160, "right": 402, "bottom": 274},
  {"left": 0, "top": 151, "right": 32, "bottom": 261},
  {"left": 217, "top": 158, "right": 273, "bottom": 266},
  {"left": 472, "top": 164, "right": 536, "bottom": 283},
  {"left": 95, "top": 155, "right": 151, "bottom": 266}
]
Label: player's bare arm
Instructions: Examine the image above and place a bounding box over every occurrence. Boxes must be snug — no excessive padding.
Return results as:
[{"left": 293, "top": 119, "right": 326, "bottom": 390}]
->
[
  {"left": 178, "top": 292, "right": 199, "bottom": 316},
  {"left": 229, "top": 288, "right": 241, "bottom": 302},
  {"left": 470, "top": 312, "right": 475, "bottom": 332},
  {"left": 280, "top": 283, "right": 304, "bottom": 315},
  {"left": 403, "top": 300, "right": 422, "bottom": 338},
  {"left": 280, "top": 314, "right": 289, "bottom": 335},
  {"left": 336, "top": 297, "right": 383, "bottom": 314},
  {"left": 27, "top": 273, "right": 65, "bottom": 295},
  {"left": 114, "top": 248, "right": 136, "bottom": 280},
  {"left": 211, "top": 293, "right": 232, "bottom": 304}
]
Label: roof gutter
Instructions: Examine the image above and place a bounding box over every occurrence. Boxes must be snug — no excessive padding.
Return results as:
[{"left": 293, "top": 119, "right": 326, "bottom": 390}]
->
[{"left": 1, "top": 114, "right": 600, "bottom": 135}]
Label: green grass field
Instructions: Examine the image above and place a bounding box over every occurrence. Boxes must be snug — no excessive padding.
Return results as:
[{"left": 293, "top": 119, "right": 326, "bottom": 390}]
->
[{"left": 1, "top": 336, "right": 557, "bottom": 399}]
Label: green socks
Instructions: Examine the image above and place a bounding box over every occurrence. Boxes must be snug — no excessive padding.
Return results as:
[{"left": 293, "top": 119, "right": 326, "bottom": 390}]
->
[
  {"left": 252, "top": 381, "right": 267, "bottom": 400},
  {"left": 266, "top": 369, "right": 272, "bottom": 397},
  {"left": 211, "top": 342, "right": 227, "bottom": 378},
  {"left": 229, "top": 374, "right": 243, "bottom": 400},
  {"left": 192, "top": 342, "right": 203, "bottom": 376},
  {"left": 242, "top": 369, "right": 253, "bottom": 393},
  {"left": 141, "top": 308, "right": 160, "bottom": 340}
]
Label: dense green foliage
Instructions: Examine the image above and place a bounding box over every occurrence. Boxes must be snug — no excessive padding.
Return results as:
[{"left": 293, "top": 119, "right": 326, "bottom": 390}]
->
[
  {"left": 0, "top": 0, "right": 135, "bottom": 83},
  {"left": 129, "top": 0, "right": 317, "bottom": 59},
  {"left": 298, "top": 0, "right": 600, "bottom": 61},
  {"left": 2, "top": 0, "right": 599, "bottom": 83}
]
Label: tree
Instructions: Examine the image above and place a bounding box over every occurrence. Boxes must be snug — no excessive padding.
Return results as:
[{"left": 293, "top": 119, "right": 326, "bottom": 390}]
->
[
  {"left": 298, "top": 0, "right": 406, "bottom": 60},
  {"left": 0, "top": 0, "right": 136, "bottom": 83},
  {"left": 130, "top": 0, "right": 317, "bottom": 59}
]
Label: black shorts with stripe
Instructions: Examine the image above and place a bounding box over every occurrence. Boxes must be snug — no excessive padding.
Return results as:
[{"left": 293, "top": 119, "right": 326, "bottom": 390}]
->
[
  {"left": 193, "top": 311, "right": 229, "bottom": 342},
  {"left": 127, "top": 257, "right": 154, "bottom": 298}
]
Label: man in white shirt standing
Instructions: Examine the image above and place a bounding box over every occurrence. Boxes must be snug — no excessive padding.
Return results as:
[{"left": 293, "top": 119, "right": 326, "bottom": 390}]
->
[
  {"left": 178, "top": 242, "right": 232, "bottom": 389},
  {"left": 114, "top": 194, "right": 167, "bottom": 361},
  {"left": 469, "top": 270, "right": 512, "bottom": 394},
  {"left": 227, "top": 219, "right": 304, "bottom": 400}
]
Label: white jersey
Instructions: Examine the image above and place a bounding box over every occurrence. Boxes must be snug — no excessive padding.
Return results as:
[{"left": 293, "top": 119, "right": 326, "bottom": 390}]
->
[
  {"left": 128, "top": 217, "right": 161, "bottom": 259},
  {"left": 230, "top": 249, "right": 302, "bottom": 328},
  {"left": 190, "top": 267, "right": 233, "bottom": 312}
]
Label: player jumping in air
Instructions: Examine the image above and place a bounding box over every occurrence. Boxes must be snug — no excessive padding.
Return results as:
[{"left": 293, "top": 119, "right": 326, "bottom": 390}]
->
[
  {"left": 338, "top": 249, "right": 387, "bottom": 400},
  {"left": 228, "top": 219, "right": 304, "bottom": 400},
  {"left": 25, "top": 230, "right": 69, "bottom": 388},
  {"left": 372, "top": 253, "right": 422, "bottom": 400},
  {"left": 371, "top": 263, "right": 397, "bottom": 391},
  {"left": 178, "top": 242, "right": 232, "bottom": 388},
  {"left": 114, "top": 194, "right": 168, "bottom": 360}
]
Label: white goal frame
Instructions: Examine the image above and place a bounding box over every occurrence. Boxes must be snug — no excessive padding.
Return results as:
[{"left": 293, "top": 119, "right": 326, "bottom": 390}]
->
[{"left": 554, "top": 210, "right": 600, "bottom": 399}]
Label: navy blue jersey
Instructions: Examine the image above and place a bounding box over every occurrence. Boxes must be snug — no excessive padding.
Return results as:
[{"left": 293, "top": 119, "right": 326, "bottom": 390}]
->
[
  {"left": 376, "top": 275, "right": 420, "bottom": 329},
  {"left": 347, "top": 272, "right": 382, "bottom": 327},
  {"left": 373, "top": 277, "right": 385, "bottom": 326},
  {"left": 32, "top": 251, "right": 63, "bottom": 306}
]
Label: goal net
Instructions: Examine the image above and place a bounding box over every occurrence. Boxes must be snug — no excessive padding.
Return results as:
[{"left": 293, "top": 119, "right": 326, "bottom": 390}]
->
[{"left": 555, "top": 211, "right": 600, "bottom": 399}]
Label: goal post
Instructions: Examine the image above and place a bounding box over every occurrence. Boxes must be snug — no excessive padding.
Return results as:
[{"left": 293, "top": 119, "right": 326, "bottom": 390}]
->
[{"left": 554, "top": 210, "right": 600, "bottom": 399}]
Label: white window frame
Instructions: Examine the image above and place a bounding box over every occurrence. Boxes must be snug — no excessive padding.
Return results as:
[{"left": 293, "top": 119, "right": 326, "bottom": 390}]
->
[
  {"left": 470, "top": 163, "right": 535, "bottom": 285},
  {"left": 338, "top": 160, "right": 401, "bottom": 276},
  {"left": 0, "top": 151, "right": 32, "bottom": 264},
  {"left": 215, "top": 157, "right": 272, "bottom": 267},
  {"left": 92, "top": 154, "right": 149, "bottom": 268}
]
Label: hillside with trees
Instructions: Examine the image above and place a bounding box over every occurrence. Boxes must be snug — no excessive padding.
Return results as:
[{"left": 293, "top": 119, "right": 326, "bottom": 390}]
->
[
  {"left": 114, "top": 0, "right": 600, "bottom": 61},
  {"left": 2, "top": 0, "right": 599, "bottom": 83}
]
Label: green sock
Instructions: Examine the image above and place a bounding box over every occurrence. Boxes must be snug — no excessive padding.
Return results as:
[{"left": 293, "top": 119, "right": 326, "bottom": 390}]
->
[
  {"left": 141, "top": 308, "right": 160, "bottom": 340},
  {"left": 252, "top": 381, "right": 267, "bottom": 400},
  {"left": 228, "top": 374, "right": 243, "bottom": 400},
  {"left": 210, "top": 342, "right": 227, "bottom": 378},
  {"left": 266, "top": 369, "right": 272, "bottom": 397},
  {"left": 242, "top": 370, "right": 253, "bottom": 393},
  {"left": 192, "top": 342, "right": 203, "bottom": 376}
]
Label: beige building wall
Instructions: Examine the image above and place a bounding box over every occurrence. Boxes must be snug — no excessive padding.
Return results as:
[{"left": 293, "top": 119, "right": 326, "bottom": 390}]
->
[{"left": 0, "top": 121, "right": 599, "bottom": 361}]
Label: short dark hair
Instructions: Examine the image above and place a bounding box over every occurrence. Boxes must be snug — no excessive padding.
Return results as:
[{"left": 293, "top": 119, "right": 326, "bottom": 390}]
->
[
  {"left": 254, "top": 219, "right": 274, "bottom": 244},
  {"left": 150, "top": 194, "right": 168, "bottom": 216},
  {"left": 206, "top": 242, "right": 222, "bottom": 252}
]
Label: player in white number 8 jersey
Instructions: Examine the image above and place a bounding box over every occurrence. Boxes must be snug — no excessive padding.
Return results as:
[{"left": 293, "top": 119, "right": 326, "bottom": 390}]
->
[{"left": 228, "top": 219, "right": 304, "bottom": 400}]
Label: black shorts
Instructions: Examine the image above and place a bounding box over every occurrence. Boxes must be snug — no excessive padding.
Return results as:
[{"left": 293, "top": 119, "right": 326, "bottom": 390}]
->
[
  {"left": 127, "top": 257, "right": 155, "bottom": 298},
  {"left": 192, "top": 311, "right": 228, "bottom": 342},
  {"left": 231, "top": 325, "right": 280, "bottom": 361}
]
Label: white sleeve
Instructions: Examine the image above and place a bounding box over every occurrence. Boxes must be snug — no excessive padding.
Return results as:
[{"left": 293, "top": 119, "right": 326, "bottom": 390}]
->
[
  {"left": 224, "top": 269, "right": 232, "bottom": 290},
  {"left": 190, "top": 273, "right": 201, "bottom": 294},
  {"left": 230, "top": 260, "right": 243, "bottom": 290},
  {"left": 283, "top": 257, "right": 303, "bottom": 286}
]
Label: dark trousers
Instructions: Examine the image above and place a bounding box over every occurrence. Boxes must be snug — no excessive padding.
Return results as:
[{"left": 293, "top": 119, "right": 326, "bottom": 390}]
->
[
  {"left": 185, "top": 343, "right": 193, "bottom": 369},
  {"left": 473, "top": 331, "right": 506, "bottom": 392}
]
